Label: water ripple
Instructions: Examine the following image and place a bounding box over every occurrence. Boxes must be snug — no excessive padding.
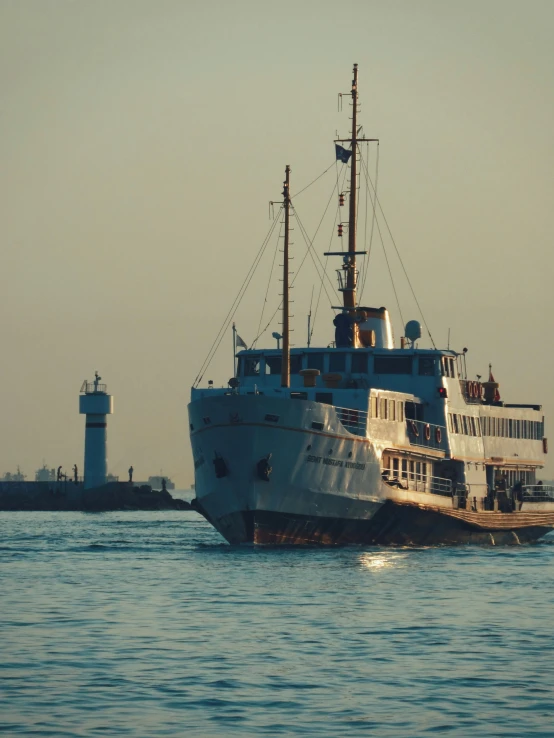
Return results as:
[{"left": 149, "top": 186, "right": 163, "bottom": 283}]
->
[{"left": 1, "top": 512, "right": 554, "bottom": 736}]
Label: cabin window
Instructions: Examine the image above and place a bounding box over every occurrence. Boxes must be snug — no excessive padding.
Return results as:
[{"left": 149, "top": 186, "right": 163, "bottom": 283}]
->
[
  {"left": 316, "top": 392, "right": 333, "bottom": 405},
  {"left": 329, "top": 353, "right": 346, "bottom": 372},
  {"left": 469, "top": 417, "right": 477, "bottom": 437},
  {"left": 508, "top": 419, "right": 513, "bottom": 438},
  {"left": 374, "top": 356, "right": 412, "bottom": 374},
  {"left": 418, "top": 357, "right": 435, "bottom": 376},
  {"left": 382, "top": 454, "right": 391, "bottom": 472},
  {"left": 351, "top": 352, "right": 368, "bottom": 373},
  {"left": 242, "top": 356, "right": 261, "bottom": 376},
  {"left": 265, "top": 414, "right": 279, "bottom": 423},
  {"left": 311, "top": 421, "right": 324, "bottom": 431},
  {"left": 371, "top": 396, "right": 378, "bottom": 418},
  {"left": 265, "top": 356, "right": 282, "bottom": 375},
  {"left": 441, "top": 357, "right": 457, "bottom": 378},
  {"left": 290, "top": 355, "right": 302, "bottom": 374},
  {"left": 452, "top": 414, "right": 459, "bottom": 434},
  {"left": 397, "top": 401, "right": 404, "bottom": 422},
  {"left": 380, "top": 398, "right": 388, "bottom": 419},
  {"left": 416, "top": 461, "right": 421, "bottom": 482},
  {"left": 405, "top": 401, "right": 423, "bottom": 421},
  {"left": 409, "top": 460, "right": 415, "bottom": 480},
  {"left": 306, "top": 353, "right": 325, "bottom": 372},
  {"left": 462, "top": 416, "right": 469, "bottom": 435},
  {"left": 401, "top": 459, "right": 408, "bottom": 479},
  {"left": 392, "top": 458, "right": 400, "bottom": 477},
  {"left": 389, "top": 401, "right": 396, "bottom": 422},
  {"left": 448, "top": 414, "right": 454, "bottom": 432}
]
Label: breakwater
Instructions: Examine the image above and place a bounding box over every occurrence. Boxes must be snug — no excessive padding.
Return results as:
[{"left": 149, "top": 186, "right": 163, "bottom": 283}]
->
[{"left": 0, "top": 480, "right": 190, "bottom": 511}]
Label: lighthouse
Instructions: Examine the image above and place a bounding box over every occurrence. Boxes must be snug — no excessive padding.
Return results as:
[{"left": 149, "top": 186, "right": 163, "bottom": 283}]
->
[{"left": 79, "top": 372, "right": 113, "bottom": 490}]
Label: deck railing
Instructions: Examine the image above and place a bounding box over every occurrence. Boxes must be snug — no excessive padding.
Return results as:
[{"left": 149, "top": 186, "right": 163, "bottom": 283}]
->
[
  {"left": 522, "top": 484, "right": 554, "bottom": 501},
  {"left": 383, "top": 473, "right": 452, "bottom": 497},
  {"left": 406, "top": 418, "right": 447, "bottom": 451},
  {"left": 335, "top": 406, "right": 369, "bottom": 436}
]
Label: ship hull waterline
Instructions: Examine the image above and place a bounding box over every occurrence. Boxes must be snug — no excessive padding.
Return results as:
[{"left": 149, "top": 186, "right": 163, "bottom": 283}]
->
[{"left": 192, "top": 496, "right": 554, "bottom": 546}]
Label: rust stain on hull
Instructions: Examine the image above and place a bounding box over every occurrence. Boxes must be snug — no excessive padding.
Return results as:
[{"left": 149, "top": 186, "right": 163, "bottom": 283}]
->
[{"left": 192, "top": 498, "right": 554, "bottom": 546}]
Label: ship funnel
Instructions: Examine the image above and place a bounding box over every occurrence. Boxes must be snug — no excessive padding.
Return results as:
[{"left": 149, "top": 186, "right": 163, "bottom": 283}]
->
[{"left": 357, "top": 307, "right": 394, "bottom": 349}]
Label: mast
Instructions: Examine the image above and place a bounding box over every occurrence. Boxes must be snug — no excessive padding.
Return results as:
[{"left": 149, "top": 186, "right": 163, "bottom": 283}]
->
[
  {"left": 345, "top": 63, "right": 358, "bottom": 311},
  {"left": 281, "top": 165, "right": 291, "bottom": 388}
]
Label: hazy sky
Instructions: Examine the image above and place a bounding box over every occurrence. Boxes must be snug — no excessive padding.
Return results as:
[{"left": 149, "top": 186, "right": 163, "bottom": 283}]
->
[{"left": 1, "top": 0, "right": 553, "bottom": 485}]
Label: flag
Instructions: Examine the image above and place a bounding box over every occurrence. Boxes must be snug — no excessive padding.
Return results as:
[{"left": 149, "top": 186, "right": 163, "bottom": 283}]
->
[
  {"left": 335, "top": 144, "right": 352, "bottom": 163},
  {"left": 236, "top": 333, "right": 247, "bottom": 349}
]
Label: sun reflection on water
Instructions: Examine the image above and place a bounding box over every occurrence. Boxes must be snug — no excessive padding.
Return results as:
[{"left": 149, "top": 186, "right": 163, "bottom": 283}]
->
[{"left": 359, "top": 552, "right": 406, "bottom": 570}]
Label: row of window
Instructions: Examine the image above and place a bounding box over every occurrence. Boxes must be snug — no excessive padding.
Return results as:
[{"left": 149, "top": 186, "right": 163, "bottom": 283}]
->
[
  {"left": 441, "top": 356, "right": 457, "bottom": 378},
  {"left": 449, "top": 413, "right": 482, "bottom": 437},
  {"left": 449, "top": 413, "right": 544, "bottom": 440},
  {"left": 239, "top": 353, "right": 450, "bottom": 377},
  {"left": 370, "top": 396, "right": 405, "bottom": 422},
  {"left": 495, "top": 469, "right": 536, "bottom": 488},
  {"left": 482, "top": 416, "right": 544, "bottom": 440},
  {"left": 382, "top": 455, "right": 429, "bottom": 483}
]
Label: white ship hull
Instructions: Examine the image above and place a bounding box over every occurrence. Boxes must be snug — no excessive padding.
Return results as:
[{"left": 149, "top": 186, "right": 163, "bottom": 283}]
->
[
  {"left": 189, "top": 393, "right": 388, "bottom": 544},
  {"left": 189, "top": 392, "right": 554, "bottom": 545}
]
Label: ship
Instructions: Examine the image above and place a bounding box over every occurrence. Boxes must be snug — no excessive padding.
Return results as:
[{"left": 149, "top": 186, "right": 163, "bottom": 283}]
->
[
  {"left": 1, "top": 466, "right": 26, "bottom": 483},
  {"left": 35, "top": 463, "right": 56, "bottom": 482},
  {"left": 188, "top": 64, "right": 553, "bottom": 545}
]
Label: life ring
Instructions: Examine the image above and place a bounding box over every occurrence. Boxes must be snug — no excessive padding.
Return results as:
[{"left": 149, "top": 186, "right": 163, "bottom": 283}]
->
[
  {"left": 409, "top": 420, "right": 419, "bottom": 437},
  {"left": 424, "top": 424, "right": 431, "bottom": 441},
  {"left": 435, "top": 427, "right": 442, "bottom": 444}
]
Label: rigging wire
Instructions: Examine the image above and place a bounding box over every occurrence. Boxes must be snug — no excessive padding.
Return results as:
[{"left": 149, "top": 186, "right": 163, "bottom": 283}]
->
[
  {"left": 293, "top": 207, "right": 339, "bottom": 306},
  {"left": 253, "top": 217, "right": 284, "bottom": 348},
  {"left": 291, "top": 161, "right": 336, "bottom": 199},
  {"left": 358, "top": 155, "right": 404, "bottom": 327},
  {"left": 359, "top": 142, "right": 379, "bottom": 300},
  {"left": 310, "top": 161, "right": 349, "bottom": 342},
  {"left": 193, "top": 206, "right": 283, "bottom": 387},
  {"left": 359, "top": 154, "right": 437, "bottom": 349},
  {"left": 248, "top": 178, "right": 340, "bottom": 349}
]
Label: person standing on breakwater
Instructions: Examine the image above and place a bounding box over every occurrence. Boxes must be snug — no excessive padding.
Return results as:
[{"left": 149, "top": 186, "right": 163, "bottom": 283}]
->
[{"left": 128, "top": 466, "right": 134, "bottom": 483}]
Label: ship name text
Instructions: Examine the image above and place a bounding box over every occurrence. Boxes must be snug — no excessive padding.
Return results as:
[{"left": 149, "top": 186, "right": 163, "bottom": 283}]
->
[{"left": 306, "top": 454, "right": 365, "bottom": 471}]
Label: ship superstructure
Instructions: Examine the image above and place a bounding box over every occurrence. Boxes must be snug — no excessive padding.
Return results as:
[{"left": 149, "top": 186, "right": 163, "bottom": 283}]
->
[{"left": 188, "top": 65, "right": 552, "bottom": 545}]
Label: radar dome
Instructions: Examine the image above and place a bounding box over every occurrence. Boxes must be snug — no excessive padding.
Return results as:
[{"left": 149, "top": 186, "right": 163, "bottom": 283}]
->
[{"left": 405, "top": 320, "right": 422, "bottom": 343}]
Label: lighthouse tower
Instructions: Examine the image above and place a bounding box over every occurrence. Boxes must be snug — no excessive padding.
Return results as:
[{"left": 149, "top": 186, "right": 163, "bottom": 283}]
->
[{"left": 79, "top": 372, "right": 114, "bottom": 490}]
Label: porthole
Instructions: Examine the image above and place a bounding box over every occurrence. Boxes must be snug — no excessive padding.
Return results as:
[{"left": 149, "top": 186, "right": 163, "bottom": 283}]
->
[
  {"left": 348, "top": 451, "right": 353, "bottom": 458},
  {"left": 306, "top": 445, "right": 312, "bottom": 451}
]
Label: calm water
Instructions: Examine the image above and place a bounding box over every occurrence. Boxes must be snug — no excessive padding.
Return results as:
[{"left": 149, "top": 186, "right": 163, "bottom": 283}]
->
[{"left": 2, "top": 507, "right": 554, "bottom": 737}]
